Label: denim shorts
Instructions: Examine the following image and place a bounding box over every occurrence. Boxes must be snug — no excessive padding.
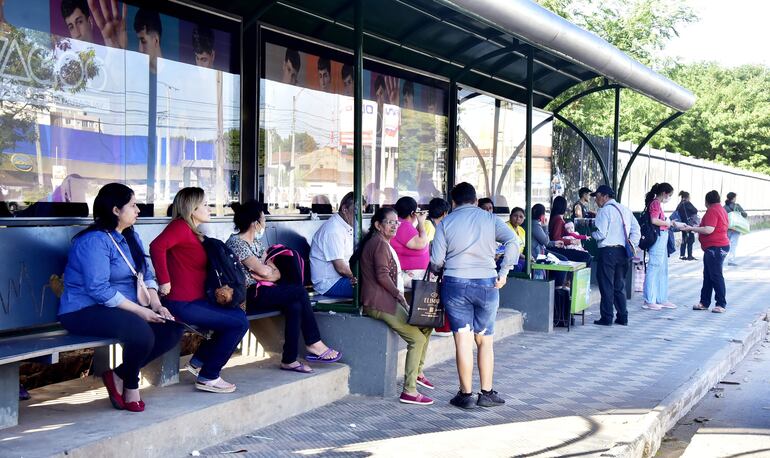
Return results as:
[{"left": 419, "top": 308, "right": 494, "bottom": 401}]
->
[{"left": 441, "top": 276, "right": 499, "bottom": 335}]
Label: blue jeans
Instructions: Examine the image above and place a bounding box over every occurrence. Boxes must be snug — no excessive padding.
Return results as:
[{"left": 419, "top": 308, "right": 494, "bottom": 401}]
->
[
  {"left": 643, "top": 231, "right": 669, "bottom": 304},
  {"left": 701, "top": 245, "right": 729, "bottom": 308},
  {"left": 727, "top": 230, "right": 740, "bottom": 264},
  {"left": 441, "top": 276, "right": 499, "bottom": 335},
  {"left": 164, "top": 299, "right": 248, "bottom": 380},
  {"left": 59, "top": 306, "right": 183, "bottom": 389},
  {"left": 324, "top": 276, "right": 353, "bottom": 298}
]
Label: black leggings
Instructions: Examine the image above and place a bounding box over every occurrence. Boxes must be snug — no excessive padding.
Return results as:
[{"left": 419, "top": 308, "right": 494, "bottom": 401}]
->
[
  {"left": 680, "top": 232, "right": 695, "bottom": 258},
  {"left": 59, "top": 306, "right": 183, "bottom": 389},
  {"left": 247, "top": 283, "right": 322, "bottom": 364}
]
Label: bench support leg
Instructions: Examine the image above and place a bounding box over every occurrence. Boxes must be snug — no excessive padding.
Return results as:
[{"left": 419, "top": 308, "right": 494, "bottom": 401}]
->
[
  {"left": 0, "top": 363, "right": 20, "bottom": 429},
  {"left": 141, "top": 342, "right": 180, "bottom": 387},
  {"left": 92, "top": 344, "right": 121, "bottom": 375},
  {"left": 312, "top": 313, "right": 400, "bottom": 397}
]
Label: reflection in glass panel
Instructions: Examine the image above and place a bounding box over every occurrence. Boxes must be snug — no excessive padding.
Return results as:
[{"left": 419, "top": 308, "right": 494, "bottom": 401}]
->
[
  {"left": 456, "top": 89, "right": 552, "bottom": 212},
  {"left": 260, "top": 42, "right": 447, "bottom": 214},
  {"left": 155, "top": 59, "right": 240, "bottom": 215},
  {"left": 0, "top": 3, "right": 239, "bottom": 217}
]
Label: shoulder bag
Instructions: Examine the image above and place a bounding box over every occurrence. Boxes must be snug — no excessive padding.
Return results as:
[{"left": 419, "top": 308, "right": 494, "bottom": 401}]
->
[
  {"left": 407, "top": 270, "right": 445, "bottom": 328},
  {"left": 107, "top": 232, "right": 151, "bottom": 307},
  {"left": 608, "top": 204, "right": 637, "bottom": 259}
]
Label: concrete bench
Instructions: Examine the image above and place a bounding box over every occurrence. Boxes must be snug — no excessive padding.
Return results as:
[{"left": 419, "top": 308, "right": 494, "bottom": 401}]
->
[
  {"left": 0, "top": 217, "right": 340, "bottom": 429},
  {"left": 0, "top": 329, "right": 119, "bottom": 428}
]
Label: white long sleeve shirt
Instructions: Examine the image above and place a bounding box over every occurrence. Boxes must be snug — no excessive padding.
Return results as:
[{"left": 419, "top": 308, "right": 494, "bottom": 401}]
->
[{"left": 591, "top": 199, "right": 641, "bottom": 249}]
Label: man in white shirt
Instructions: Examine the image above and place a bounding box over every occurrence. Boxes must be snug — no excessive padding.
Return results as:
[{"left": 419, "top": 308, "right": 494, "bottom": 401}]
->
[
  {"left": 310, "top": 192, "right": 357, "bottom": 297},
  {"left": 590, "top": 185, "right": 641, "bottom": 326}
]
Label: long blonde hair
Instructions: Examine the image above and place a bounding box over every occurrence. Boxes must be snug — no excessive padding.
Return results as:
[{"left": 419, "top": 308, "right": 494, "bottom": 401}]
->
[{"left": 172, "top": 187, "right": 205, "bottom": 239}]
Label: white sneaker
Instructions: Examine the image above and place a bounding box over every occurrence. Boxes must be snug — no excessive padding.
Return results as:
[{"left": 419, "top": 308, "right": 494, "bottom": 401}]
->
[
  {"left": 184, "top": 363, "right": 200, "bottom": 377},
  {"left": 195, "top": 377, "right": 236, "bottom": 393}
]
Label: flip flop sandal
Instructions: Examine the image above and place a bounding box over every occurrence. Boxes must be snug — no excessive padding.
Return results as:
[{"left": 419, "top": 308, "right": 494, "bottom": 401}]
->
[
  {"left": 692, "top": 304, "right": 708, "bottom": 311},
  {"left": 305, "top": 348, "right": 342, "bottom": 363},
  {"left": 280, "top": 362, "right": 313, "bottom": 373},
  {"left": 712, "top": 306, "right": 726, "bottom": 313}
]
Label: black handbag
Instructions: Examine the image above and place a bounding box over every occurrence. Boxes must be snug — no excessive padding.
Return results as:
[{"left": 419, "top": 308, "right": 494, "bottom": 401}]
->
[{"left": 407, "top": 271, "right": 445, "bottom": 328}]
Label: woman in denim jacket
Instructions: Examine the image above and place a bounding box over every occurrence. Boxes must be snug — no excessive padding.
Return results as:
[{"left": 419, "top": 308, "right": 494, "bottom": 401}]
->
[{"left": 59, "top": 183, "right": 183, "bottom": 413}]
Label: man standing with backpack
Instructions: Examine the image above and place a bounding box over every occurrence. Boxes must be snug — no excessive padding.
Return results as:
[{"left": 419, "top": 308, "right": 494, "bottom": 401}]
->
[{"left": 590, "top": 185, "right": 641, "bottom": 326}]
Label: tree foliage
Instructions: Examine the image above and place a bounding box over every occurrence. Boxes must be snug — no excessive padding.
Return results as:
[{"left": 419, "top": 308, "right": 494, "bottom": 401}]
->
[{"left": 537, "top": 0, "right": 770, "bottom": 174}]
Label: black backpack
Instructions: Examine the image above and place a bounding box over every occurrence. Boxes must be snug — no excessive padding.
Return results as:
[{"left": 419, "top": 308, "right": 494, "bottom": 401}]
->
[
  {"left": 638, "top": 207, "right": 659, "bottom": 251},
  {"left": 201, "top": 236, "right": 247, "bottom": 308}
]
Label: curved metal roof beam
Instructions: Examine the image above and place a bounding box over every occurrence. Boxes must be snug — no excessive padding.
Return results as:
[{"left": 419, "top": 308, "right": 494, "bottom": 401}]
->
[{"left": 437, "top": 0, "right": 696, "bottom": 112}]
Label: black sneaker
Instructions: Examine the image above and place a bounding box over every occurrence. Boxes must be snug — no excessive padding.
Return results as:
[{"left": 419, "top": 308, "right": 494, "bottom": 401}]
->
[
  {"left": 477, "top": 389, "right": 505, "bottom": 407},
  {"left": 449, "top": 391, "right": 476, "bottom": 409}
]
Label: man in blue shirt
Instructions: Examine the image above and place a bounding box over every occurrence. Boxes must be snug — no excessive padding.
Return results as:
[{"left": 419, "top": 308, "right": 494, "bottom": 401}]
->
[
  {"left": 431, "top": 182, "right": 518, "bottom": 409},
  {"left": 590, "top": 185, "right": 641, "bottom": 326}
]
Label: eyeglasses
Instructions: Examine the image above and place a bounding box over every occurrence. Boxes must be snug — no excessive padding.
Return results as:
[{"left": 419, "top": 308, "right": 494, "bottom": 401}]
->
[{"left": 383, "top": 220, "right": 400, "bottom": 227}]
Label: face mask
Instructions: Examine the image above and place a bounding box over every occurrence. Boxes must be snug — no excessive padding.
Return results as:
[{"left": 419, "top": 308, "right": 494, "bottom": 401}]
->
[{"left": 255, "top": 223, "right": 265, "bottom": 238}]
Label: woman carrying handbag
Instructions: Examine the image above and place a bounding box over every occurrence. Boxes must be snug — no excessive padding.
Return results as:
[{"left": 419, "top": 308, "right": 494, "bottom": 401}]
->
[{"left": 351, "top": 207, "right": 434, "bottom": 406}]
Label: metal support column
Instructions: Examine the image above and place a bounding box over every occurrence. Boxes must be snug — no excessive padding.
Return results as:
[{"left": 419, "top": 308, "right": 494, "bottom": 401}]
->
[
  {"left": 352, "top": 0, "right": 364, "bottom": 309},
  {"left": 612, "top": 87, "right": 621, "bottom": 193},
  {"left": 447, "top": 81, "right": 458, "bottom": 192},
  {"left": 617, "top": 111, "right": 684, "bottom": 202},
  {"left": 241, "top": 20, "right": 259, "bottom": 202},
  {"left": 525, "top": 48, "right": 534, "bottom": 277}
]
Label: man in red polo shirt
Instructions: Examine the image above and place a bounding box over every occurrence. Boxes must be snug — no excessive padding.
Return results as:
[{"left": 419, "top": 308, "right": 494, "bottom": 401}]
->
[{"left": 682, "top": 190, "right": 730, "bottom": 313}]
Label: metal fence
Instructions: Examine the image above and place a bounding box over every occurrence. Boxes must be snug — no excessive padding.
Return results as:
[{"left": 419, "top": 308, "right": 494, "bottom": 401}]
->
[{"left": 553, "top": 125, "right": 770, "bottom": 214}]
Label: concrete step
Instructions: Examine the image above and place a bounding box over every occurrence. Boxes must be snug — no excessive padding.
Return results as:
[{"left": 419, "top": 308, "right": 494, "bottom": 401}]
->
[
  {"left": 396, "top": 308, "right": 523, "bottom": 378},
  {"left": 1, "top": 355, "right": 349, "bottom": 457}
]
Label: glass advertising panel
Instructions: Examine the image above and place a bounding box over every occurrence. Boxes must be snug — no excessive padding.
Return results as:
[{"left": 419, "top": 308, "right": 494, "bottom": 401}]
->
[
  {"left": 259, "top": 37, "right": 447, "bottom": 214},
  {"left": 456, "top": 89, "right": 552, "bottom": 212},
  {"left": 0, "top": 1, "right": 240, "bottom": 217}
]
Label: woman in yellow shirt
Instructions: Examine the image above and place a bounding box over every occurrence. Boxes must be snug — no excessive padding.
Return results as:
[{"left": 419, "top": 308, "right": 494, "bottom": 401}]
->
[{"left": 506, "top": 207, "right": 526, "bottom": 271}]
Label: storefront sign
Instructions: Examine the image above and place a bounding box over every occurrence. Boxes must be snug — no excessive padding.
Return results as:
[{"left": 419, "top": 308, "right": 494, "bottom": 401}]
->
[{"left": 10, "top": 154, "right": 33, "bottom": 172}]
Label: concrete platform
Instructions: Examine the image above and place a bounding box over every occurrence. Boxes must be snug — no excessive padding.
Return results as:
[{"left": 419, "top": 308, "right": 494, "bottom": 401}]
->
[
  {"left": 0, "top": 355, "right": 349, "bottom": 457},
  {"left": 396, "top": 308, "right": 523, "bottom": 379},
  {"left": 202, "top": 231, "right": 770, "bottom": 458}
]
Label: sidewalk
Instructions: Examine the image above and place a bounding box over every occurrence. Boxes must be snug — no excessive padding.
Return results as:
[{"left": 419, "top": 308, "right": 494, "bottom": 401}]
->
[{"left": 202, "top": 231, "right": 770, "bottom": 458}]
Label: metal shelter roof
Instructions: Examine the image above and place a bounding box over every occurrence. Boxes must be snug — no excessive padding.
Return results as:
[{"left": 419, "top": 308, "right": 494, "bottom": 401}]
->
[{"left": 193, "top": 0, "right": 695, "bottom": 111}]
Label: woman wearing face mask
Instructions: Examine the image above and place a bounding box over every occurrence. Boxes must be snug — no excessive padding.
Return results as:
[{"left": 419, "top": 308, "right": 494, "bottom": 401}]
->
[
  {"left": 226, "top": 200, "right": 341, "bottom": 373},
  {"left": 642, "top": 182, "right": 677, "bottom": 311},
  {"left": 150, "top": 187, "right": 249, "bottom": 393}
]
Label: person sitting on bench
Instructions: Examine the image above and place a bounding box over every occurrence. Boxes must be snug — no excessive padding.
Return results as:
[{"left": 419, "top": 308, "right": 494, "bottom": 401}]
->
[
  {"left": 150, "top": 187, "right": 249, "bottom": 394},
  {"left": 58, "top": 183, "right": 183, "bottom": 413},
  {"left": 351, "top": 207, "right": 434, "bottom": 406},
  {"left": 309, "top": 192, "right": 357, "bottom": 298},
  {"left": 226, "top": 201, "right": 342, "bottom": 373}
]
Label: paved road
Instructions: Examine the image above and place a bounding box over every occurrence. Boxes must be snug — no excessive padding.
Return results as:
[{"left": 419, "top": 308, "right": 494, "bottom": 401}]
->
[
  {"left": 203, "top": 230, "right": 770, "bottom": 458},
  {"left": 657, "top": 332, "right": 770, "bottom": 458}
]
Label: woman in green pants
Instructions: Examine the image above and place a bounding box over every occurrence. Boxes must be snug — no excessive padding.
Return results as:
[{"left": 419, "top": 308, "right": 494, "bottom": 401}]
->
[{"left": 351, "top": 207, "right": 434, "bottom": 406}]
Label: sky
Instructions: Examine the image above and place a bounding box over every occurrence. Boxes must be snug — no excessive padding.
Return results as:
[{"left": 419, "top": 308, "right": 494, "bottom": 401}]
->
[{"left": 661, "top": 0, "right": 770, "bottom": 67}]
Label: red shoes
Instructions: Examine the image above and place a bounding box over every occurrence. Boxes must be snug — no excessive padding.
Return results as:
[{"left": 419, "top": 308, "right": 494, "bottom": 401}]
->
[
  {"left": 101, "top": 370, "right": 125, "bottom": 410},
  {"left": 101, "top": 370, "right": 145, "bottom": 412},
  {"left": 124, "top": 400, "right": 145, "bottom": 412}
]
